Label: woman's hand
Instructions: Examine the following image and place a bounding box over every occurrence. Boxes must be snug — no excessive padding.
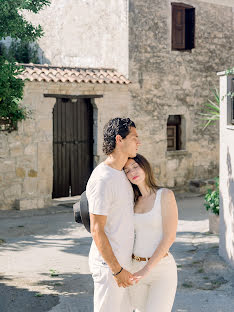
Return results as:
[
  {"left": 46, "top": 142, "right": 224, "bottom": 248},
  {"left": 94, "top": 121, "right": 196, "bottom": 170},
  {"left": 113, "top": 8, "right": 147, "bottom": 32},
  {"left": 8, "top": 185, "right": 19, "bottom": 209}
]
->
[{"left": 133, "top": 266, "right": 150, "bottom": 283}]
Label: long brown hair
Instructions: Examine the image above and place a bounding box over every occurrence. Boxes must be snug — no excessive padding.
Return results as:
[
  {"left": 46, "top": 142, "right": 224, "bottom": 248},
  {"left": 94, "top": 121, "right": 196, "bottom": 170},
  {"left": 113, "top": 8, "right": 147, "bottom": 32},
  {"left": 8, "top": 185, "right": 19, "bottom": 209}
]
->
[{"left": 130, "top": 154, "right": 158, "bottom": 202}]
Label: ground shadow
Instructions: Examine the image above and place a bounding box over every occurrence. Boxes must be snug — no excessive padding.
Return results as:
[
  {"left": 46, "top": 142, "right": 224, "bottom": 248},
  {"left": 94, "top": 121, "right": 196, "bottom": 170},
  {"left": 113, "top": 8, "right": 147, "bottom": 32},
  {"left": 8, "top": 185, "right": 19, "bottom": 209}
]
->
[
  {"left": 0, "top": 233, "right": 92, "bottom": 257},
  {"left": 0, "top": 281, "right": 59, "bottom": 312},
  {"left": 0, "top": 272, "right": 93, "bottom": 312},
  {"left": 0, "top": 211, "right": 91, "bottom": 253}
]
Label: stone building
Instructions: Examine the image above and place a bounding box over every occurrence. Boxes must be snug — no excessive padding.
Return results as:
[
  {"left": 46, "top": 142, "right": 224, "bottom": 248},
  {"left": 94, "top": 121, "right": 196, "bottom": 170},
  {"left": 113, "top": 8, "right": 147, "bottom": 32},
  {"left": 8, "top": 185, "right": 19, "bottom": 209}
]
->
[
  {"left": 0, "top": 0, "right": 131, "bottom": 210},
  {"left": 0, "top": 66, "right": 131, "bottom": 210},
  {"left": 128, "top": 0, "right": 234, "bottom": 188},
  {"left": 0, "top": 0, "right": 233, "bottom": 209}
]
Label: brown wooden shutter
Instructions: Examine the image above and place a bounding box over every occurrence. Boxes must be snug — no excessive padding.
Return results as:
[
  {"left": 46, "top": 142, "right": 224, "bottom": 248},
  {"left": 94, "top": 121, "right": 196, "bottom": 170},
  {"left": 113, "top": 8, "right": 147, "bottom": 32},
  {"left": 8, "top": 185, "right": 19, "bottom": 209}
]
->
[
  {"left": 167, "top": 126, "right": 177, "bottom": 151},
  {"left": 172, "top": 5, "right": 185, "bottom": 50}
]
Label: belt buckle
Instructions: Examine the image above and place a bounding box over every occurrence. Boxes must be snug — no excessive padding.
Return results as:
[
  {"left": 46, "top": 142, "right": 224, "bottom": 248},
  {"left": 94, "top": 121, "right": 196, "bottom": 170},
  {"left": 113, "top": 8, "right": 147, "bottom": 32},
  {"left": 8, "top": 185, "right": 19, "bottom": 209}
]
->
[{"left": 135, "top": 256, "right": 141, "bottom": 262}]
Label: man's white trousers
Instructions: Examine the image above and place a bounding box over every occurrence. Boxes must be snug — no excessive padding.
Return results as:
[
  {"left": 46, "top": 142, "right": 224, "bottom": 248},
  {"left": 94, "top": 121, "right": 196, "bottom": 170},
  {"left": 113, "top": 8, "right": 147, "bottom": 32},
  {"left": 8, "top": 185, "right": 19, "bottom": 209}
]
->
[{"left": 90, "top": 264, "right": 132, "bottom": 312}]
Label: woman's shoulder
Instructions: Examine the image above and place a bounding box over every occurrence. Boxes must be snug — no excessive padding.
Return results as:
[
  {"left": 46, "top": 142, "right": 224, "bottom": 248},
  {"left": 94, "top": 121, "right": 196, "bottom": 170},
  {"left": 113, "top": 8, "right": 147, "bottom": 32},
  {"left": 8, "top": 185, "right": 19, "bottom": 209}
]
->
[{"left": 158, "top": 188, "right": 175, "bottom": 199}]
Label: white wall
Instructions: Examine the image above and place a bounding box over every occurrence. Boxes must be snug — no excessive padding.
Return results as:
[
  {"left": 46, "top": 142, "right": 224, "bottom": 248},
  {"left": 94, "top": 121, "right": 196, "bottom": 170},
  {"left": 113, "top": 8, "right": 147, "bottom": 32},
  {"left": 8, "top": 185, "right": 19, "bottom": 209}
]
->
[
  {"left": 219, "top": 72, "right": 234, "bottom": 268},
  {"left": 181, "top": 0, "right": 234, "bottom": 7},
  {"left": 23, "top": 0, "right": 129, "bottom": 76}
]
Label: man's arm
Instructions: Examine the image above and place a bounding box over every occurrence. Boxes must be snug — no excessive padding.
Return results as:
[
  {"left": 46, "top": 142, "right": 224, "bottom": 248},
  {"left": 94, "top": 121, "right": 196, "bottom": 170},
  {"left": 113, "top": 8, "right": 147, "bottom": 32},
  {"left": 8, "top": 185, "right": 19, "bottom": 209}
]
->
[{"left": 90, "top": 213, "right": 136, "bottom": 287}]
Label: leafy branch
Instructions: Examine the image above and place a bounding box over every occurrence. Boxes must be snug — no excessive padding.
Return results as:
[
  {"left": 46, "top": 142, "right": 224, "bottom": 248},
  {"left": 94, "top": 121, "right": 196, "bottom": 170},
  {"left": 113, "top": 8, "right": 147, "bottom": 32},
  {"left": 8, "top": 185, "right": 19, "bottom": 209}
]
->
[
  {"left": 199, "top": 88, "right": 220, "bottom": 130},
  {"left": 0, "top": 0, "right": 50, "bottom": 42},
  {"left": 0, "top": 0, "right": 51, "bottom": 131}
]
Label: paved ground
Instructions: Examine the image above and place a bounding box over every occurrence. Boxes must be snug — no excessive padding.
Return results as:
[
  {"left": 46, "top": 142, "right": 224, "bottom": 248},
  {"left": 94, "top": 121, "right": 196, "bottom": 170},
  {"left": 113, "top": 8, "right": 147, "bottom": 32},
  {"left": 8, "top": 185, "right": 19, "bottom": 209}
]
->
[{"left": 0, "top": 194, "right": 233, "bottom": 312}]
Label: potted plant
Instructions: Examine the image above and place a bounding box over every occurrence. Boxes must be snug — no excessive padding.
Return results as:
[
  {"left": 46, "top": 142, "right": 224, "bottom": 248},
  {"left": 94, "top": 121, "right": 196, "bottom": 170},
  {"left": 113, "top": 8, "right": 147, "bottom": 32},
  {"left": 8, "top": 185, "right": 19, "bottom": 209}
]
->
[{"left": 204, "top": 177, "right": 219, "bottom": 234}]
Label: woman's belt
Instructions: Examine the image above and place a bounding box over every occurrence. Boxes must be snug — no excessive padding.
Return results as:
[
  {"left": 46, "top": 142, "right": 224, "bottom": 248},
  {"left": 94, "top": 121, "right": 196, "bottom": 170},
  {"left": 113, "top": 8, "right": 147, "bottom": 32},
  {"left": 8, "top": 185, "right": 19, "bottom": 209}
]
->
[{"left": 132, "top": 252, "right": 169, "bottom": 262}]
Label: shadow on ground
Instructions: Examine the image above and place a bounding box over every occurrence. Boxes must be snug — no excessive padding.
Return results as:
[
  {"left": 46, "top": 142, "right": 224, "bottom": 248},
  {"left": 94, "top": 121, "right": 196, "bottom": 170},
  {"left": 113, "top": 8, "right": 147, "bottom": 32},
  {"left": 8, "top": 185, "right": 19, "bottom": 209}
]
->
[
  {"left": 0, "top": 281, "right": 59, "bottom": 312},
  {"left": 1, "top": 235, "right": 92, "bottom": 257},
  {"left": 0, "top": 272, "right": 94, "bottom": 312}
]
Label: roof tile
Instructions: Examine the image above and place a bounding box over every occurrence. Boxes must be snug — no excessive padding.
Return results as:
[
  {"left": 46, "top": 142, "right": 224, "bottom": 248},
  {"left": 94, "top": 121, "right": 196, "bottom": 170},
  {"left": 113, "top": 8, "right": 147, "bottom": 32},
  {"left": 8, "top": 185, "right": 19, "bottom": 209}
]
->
[{"left": 17, "top": 64, "right": 130, "bottom": 85}]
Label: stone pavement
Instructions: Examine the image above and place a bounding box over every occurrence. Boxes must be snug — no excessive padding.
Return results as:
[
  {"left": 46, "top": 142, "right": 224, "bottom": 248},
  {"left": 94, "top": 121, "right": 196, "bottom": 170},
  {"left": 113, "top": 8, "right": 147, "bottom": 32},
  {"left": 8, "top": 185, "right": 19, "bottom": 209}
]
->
[{"left": 0, "top": 194, "right": 233, "bottom": 312}]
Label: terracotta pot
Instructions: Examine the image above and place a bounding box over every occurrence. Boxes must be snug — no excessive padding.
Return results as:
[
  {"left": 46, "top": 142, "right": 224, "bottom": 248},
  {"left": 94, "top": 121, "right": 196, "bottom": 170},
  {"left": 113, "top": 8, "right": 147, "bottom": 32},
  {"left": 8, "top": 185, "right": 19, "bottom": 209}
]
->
[{"left": 209, "top": 212, "right": 219, "bottom": 234}]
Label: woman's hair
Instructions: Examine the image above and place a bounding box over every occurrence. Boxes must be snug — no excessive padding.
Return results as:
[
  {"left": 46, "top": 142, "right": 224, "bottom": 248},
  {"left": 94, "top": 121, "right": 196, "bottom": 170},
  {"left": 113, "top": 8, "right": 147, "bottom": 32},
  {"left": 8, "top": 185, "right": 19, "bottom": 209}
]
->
[
  {"left": 130, "top": 154, "right": 158, "bottom": 202},
  {"left": 102, "top": 117, "right": 136, "bottom": 155}
]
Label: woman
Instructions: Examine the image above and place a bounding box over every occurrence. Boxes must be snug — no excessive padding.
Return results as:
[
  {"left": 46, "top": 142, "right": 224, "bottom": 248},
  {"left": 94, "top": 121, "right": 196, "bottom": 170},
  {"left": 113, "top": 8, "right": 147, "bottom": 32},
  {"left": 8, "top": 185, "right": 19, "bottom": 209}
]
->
[{"left": 124, "top": 154, "right": 178, "bottom": 312}]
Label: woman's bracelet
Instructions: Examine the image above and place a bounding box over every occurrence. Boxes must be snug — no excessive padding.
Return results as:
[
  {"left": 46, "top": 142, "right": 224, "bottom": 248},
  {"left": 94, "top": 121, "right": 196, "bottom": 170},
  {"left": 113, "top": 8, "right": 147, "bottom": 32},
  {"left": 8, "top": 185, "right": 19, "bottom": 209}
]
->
[{"left": 112, "top": 267, "right": 123, "bottom": 276}]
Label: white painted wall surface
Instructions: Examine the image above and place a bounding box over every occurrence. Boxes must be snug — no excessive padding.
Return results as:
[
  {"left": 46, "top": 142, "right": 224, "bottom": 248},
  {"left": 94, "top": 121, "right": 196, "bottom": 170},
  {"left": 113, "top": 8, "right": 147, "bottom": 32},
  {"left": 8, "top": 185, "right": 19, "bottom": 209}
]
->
[
  {"left": 179, "top": 0, "right": 234, "bottom": 7},
  {"left": 219, "top": 72, "right": 234, "bottom": 268},
  {"left": 23, "top": 0, "right": 129, "bottom": 76}
]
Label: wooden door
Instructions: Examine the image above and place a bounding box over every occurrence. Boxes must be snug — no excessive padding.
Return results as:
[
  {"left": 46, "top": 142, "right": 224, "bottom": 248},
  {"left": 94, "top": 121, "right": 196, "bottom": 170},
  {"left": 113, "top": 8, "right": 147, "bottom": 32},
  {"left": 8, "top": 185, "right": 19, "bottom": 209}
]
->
[{"left": 53, "top": 98, "right": 93, "bottom": 198}]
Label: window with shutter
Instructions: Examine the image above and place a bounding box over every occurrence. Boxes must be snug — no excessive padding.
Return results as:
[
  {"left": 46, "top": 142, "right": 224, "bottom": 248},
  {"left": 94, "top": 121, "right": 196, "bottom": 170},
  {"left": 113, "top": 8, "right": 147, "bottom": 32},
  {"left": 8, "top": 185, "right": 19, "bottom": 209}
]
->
[
  {"left": 167, "top": 115, "right": 182, "bottom": 151},
  {"left": 172, "top": 6, "right": 185, "bottom": 50},
  {"left": 171, "top": 3, "right": 195, "bottom": 51}
]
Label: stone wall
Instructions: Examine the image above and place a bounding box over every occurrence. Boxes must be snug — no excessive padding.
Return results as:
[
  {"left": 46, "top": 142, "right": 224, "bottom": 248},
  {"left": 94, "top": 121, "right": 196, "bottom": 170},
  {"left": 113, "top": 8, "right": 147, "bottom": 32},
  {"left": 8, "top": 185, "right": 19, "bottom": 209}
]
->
[
  {"left": 219, "top": 72, "right": 234, "bottom": 268},
  {"left": 22, "top": 0, "right": 129, "bottom": 77},
  {"left": 129, "top": 0, "right": 234, "bottom": 188},
  {"left": 0, "top": 81, "right": 131, "bottom": 210}
]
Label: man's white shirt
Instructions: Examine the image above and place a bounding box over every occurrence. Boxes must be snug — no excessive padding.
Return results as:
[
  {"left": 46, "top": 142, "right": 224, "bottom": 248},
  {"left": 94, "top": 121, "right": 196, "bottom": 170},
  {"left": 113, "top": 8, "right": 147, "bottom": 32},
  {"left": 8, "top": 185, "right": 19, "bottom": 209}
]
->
[{"left": 86, "top": 162, "right": 134, "bottom": 270}]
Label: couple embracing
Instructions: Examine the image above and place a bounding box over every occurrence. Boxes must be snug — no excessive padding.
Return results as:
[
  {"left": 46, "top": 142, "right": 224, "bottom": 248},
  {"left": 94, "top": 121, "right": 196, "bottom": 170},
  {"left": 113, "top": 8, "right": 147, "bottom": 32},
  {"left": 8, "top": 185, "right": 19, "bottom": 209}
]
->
[{"left": 86, "top": 118, "right": 178, "bottom": 312}]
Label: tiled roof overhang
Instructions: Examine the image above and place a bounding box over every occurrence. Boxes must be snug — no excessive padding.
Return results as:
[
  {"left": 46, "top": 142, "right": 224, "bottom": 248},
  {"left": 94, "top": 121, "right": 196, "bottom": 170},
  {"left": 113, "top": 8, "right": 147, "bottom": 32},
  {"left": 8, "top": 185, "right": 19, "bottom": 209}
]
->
[{"left": 17, "top": 63, "right": 131, "bottom": 84}]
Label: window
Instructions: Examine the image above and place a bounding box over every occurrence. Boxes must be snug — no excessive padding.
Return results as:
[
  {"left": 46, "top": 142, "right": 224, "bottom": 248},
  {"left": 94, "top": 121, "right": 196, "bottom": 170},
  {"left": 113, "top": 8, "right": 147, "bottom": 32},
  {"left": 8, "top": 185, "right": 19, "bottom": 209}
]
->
[
  {"left": 171, "top": 3, "right": 195, "bottom": 51},
  {"left": 167, "top": 115, "right": 182, "bottom": 151}
]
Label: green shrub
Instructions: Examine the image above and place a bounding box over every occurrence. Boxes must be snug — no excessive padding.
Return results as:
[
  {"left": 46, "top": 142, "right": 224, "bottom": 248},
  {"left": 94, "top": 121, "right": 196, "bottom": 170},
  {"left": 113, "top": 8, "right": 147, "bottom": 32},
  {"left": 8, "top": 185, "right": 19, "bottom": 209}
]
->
[{"left": 204, "top": 177, "right": 219, "bottom": 216}]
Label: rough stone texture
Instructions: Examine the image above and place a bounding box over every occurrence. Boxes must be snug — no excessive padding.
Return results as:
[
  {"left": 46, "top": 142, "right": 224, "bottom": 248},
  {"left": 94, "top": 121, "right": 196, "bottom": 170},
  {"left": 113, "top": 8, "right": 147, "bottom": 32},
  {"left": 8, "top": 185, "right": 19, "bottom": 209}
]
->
[
  {"left": 189, "top": 178, "right": 216, "bottom": 193},
  {"left": 129, "top": 0, "right": 234, "bottom": 188},
  {"left": 16, "top": 168, "right": 26, "bottom": 179},
  {"left": 16, "top": 199, "right": 38, "bottom": 211},
  {"left": 28, "top": 169, "right": 38, "bottom": 178},
  {"left": 218, "top": 73, "right": 234, "bottom": 268},
  {"left": 0, "top": 81, "right": 131, "bottom": 210},
  {"left": 22, "top": 0, "right": 129, "bottom": 77},
  {"left": 209, "top": 213, "right": 219, "bottom": 234}
]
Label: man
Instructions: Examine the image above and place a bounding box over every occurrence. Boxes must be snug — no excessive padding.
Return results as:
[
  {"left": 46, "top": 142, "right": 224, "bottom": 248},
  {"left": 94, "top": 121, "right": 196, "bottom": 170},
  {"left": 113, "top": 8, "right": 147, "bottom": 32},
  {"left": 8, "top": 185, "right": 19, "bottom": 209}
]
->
[{"left": 86, "top": 117, "right": 140, "bottom": 312}]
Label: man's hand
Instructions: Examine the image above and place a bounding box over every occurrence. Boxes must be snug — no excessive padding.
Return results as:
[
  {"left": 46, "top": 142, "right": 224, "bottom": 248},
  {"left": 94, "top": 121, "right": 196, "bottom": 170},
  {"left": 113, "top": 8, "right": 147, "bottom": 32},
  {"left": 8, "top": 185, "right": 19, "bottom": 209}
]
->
[{"left": 113, "top": 269, "right": 137, "bottom": 288}]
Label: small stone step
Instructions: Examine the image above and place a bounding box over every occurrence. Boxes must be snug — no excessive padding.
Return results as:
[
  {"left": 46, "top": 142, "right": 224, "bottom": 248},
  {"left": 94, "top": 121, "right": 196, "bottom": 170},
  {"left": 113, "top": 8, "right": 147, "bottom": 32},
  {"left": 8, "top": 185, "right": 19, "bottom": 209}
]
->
[{"left": 189, "top": 178, "right": 217, "bottom": 194}]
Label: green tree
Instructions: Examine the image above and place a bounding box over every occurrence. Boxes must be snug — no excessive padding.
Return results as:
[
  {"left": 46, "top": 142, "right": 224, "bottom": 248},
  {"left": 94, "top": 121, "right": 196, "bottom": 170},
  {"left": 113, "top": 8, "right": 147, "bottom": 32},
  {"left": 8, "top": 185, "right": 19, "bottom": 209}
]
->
[
  {"left": 0, "top": 59, "right": 25, "bottom": 128},
  {"left": 0, "top": 0, "right": 50, "bottom": 41},
  {"left": 0, "top": 40, "right": 40, "bottom": 64},
  {"left": 0, "top": 0, "right": 50, "bottom": 130}
]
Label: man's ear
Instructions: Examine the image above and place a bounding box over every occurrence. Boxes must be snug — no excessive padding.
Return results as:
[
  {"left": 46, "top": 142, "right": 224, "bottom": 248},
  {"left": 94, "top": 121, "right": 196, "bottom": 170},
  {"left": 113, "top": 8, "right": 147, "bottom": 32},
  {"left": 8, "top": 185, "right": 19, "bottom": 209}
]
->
[{"left": 116, "top": 134, "right": 122, "bottom": 144}]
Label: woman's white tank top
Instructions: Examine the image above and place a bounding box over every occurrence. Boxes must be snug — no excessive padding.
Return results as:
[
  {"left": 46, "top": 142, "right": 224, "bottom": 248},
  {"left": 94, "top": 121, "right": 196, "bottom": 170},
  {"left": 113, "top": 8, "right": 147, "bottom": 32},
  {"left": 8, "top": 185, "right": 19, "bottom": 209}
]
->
[{"left": 133, "top": 188, "right": 163, "bottom": 258}]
